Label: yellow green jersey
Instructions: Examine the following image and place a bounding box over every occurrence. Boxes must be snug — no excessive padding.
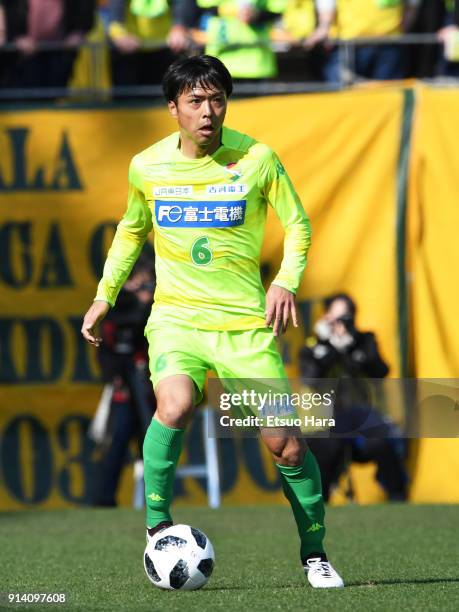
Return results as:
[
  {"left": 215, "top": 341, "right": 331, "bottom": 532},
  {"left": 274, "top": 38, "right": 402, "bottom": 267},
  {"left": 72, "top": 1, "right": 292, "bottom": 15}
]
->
[{"left": 95, "top": 126, "right": 311, "bottom": 331}]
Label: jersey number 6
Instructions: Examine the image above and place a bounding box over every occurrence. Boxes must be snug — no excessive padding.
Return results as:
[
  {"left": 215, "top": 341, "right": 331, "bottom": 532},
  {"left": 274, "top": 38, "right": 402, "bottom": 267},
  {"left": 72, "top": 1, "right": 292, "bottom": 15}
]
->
[{"left": 191, "top": 236, "right": 213, "bottom": 266}]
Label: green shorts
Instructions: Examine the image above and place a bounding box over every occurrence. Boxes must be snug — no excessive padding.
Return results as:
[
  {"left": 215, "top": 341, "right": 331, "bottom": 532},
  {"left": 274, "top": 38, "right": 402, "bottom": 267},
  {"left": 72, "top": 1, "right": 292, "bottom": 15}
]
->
[{"left": 146, "top": 325, "right": 291, "bottom": 415}]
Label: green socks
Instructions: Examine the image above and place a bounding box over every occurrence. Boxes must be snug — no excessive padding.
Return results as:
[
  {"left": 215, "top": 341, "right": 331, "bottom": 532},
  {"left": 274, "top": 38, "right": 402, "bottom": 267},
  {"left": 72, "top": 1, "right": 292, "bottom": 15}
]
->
[
  {"left": 143, "top": 419, "right": 325, "bottom": 559},
  {"left": 143, "top": 418, "right": 185, "bottom": 527},
  {"left": 277, "top": 448, "right": 326, "bottom": 559}
]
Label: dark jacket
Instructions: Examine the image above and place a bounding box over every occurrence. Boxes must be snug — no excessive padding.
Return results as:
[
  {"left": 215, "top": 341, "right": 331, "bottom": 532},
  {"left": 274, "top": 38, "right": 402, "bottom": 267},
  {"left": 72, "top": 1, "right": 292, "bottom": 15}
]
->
[
  {"left": 299, "top": 331, "right": 389, "bottom": 380},
  {"left": 299, "top": 331, "right": 389, "bottom": 410},
  {"left": 2, "top": 0, "right": 95, "bottom": 41}
]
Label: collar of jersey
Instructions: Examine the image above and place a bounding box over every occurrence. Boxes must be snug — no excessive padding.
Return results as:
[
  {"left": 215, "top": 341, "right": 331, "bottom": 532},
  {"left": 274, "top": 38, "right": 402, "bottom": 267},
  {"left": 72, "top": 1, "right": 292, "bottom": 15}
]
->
[{"left": 172, "top": 127, "right": 227, "bottom": 162}]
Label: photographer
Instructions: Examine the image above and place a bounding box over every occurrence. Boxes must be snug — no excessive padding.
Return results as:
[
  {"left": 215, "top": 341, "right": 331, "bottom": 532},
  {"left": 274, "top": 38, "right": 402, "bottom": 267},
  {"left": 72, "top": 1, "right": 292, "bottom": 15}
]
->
[
  {"left": 301, "top": 293, "right": 389, "bottom": 380},
  {"left": 91, "top": 248, "right": 156, "bottom": 506},
  {"left": 299, "top": 293, "right": 408, "bottom": 502}
]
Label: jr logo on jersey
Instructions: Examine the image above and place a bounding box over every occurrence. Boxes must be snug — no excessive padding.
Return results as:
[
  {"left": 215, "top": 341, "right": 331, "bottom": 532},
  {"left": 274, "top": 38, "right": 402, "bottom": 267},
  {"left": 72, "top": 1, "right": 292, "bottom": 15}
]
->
[
  {"left": 153, "top": 186, "right": 194, "bottom": 197},
  {"left": 155, "top": 200, "right": 246, "bottom": 228}
]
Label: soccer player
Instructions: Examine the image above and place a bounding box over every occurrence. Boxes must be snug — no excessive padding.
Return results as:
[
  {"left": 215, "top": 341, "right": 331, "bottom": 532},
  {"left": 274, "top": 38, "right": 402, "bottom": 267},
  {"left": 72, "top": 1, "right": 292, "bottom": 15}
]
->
[{"left": 81, "top": 55, "right": 344, "bottom": 588}]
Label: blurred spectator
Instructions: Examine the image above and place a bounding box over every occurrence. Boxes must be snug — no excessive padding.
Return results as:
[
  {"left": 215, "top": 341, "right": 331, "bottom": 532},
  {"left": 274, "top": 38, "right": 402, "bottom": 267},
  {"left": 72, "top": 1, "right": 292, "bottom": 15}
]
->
[
  {"left": 280, "top": 0, "right": 316, "bottom": 42},
  {"left": 437, "top": 0, "right": 459, "bottom": 76},
  {"left": 403, "top": 0, "right": 459, "bottom": 79},
  {"left": 90, "top": 248, "right": 156, "bottom": 507},
  {"left": 299, "top": 293, "right": 408, "bottom": 502},
  {"left": 402, "top": 0, "right": 441, "bottom": 78},
  {"left": 307, "top": 0, "right": 421, "bottom": 83},
  {"left": 67, "top": 1, "right": 113, "bottom": 97},
  {"left": 107, "top": 0, "right": 190, "bottom": 89},
  {"left": 185, "top": 0, "right": 285, "bottom": 79},
  {"left": 98, "top": 0, "right": 112, "bottom": 28},
  {"left": 273, "top": 0, "right": 329, "bottom": 81},
  {"left": 0, "top": 4, "right": 4, "bottom": 45},
  {"left": 0, "top": 0, "right": 95, "bottom": 91}
]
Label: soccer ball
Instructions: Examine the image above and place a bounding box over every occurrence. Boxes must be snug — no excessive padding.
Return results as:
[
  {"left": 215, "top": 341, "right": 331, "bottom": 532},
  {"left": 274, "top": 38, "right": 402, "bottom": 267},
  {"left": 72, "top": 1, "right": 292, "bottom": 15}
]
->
[{"left": 144, "top": 524, "right": 215, "bottom": 590}]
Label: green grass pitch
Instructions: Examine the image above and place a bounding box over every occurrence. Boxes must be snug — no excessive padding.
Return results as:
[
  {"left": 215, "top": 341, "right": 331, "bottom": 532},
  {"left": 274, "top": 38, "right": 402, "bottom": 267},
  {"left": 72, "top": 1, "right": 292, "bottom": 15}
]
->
[{"left": 1, "top": 504, "right": 458, "bottom": 611}]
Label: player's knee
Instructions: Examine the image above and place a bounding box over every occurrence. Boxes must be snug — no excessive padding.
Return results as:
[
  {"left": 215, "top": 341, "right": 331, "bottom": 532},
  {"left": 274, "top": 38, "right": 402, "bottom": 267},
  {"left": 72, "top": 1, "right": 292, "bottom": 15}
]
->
[
  {"left": 155, "top": 390, "right": 194, "bottom": 428},
  {"left": 266, "top": 438, "right": 286, "bottom": 459},
  {"left": 155, "top": 376, "right": 195, "bottom": 428},
  {"left": 156, "top": 399, "right": 193, "bottom": 428},
  {"left": 279, "top": 439, "right": 307, "bottom": 467}
]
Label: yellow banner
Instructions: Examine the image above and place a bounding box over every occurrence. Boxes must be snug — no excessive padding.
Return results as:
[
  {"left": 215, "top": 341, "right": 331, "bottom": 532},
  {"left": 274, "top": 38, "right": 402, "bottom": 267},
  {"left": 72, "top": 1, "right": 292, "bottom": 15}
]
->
[
  {"left": 407, "top": 86, "right": 459, "bottom": 503},
  {"left": 409, "top": 87, "right": 459, "bottom": 378}
]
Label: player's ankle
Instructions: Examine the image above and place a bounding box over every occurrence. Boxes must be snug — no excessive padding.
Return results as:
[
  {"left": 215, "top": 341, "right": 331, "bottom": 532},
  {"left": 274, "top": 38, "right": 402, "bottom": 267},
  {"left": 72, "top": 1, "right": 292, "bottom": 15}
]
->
[
  {"left": 147, "top": 521, "right": 173, "bottom": 537},
  {"left": 302, "top": 551, "right": 328, "bottom": 565}
]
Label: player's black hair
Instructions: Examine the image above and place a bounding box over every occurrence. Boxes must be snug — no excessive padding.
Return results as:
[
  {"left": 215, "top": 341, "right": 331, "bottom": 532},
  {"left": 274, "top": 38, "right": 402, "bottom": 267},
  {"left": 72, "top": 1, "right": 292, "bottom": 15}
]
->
[
  {"left": 162, "top": 55, "right": 233, "bottom": 102},
  {"left": 324, "top": 292, "right": 357, "bottom": 320}
]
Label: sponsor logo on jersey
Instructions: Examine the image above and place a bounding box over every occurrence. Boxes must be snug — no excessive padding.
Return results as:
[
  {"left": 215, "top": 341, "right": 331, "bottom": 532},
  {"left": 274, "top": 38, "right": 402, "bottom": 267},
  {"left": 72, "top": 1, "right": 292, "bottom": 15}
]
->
[
  {"left": 225, "top": 162, "right": 242, "bottom": 181},
  {"left": 205, "top": 183, "right": 248, "bottom": 195},
  {"left": 155, "top": 200, "right": 246, "bottom": 227},
  {"left": 153, "top": 186, "right": 194, "bottom": 197}
]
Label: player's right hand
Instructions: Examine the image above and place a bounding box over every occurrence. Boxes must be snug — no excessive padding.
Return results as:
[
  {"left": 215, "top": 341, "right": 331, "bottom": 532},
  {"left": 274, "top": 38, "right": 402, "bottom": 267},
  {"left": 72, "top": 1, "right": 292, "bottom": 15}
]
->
[{"left": 81, "top": 301, "right": 110, "bottom": 347}]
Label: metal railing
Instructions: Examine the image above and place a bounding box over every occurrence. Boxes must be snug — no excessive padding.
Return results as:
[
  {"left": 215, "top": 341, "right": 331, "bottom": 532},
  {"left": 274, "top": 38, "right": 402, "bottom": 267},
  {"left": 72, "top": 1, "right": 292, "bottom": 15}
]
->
[{"left": 0, "top": 33, "right": 456, "bottom": 102}]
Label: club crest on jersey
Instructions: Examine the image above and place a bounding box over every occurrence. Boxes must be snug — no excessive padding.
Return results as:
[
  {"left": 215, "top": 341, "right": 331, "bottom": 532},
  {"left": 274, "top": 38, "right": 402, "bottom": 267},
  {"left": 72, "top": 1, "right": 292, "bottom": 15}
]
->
[
  {"left": 225, "top": 162, "right": 242, "bottom": 181},
  {"left": 155, "top": 200, "right": 246, "bottom": 228}
]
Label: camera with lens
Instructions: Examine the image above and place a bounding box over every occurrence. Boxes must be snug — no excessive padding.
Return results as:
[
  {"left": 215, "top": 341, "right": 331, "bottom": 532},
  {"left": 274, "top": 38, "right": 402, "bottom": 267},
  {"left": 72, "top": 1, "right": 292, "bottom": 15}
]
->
[{"left": 335, "top": 314, "right": 355, "bottom": 334}]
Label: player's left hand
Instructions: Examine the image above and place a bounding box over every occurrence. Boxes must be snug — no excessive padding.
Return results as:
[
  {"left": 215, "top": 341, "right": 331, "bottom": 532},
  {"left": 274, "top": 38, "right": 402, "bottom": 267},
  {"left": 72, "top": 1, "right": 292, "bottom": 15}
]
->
[{"left": 265, "top": 284, "right": 298, "bottom": 337}]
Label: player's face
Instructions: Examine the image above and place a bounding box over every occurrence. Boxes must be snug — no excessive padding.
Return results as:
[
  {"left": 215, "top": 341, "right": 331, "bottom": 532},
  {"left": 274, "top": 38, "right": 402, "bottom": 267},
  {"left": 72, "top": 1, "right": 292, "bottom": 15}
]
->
[{"left": 168, "top": 84, "right": 227, "bottom": 155}]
